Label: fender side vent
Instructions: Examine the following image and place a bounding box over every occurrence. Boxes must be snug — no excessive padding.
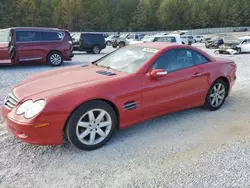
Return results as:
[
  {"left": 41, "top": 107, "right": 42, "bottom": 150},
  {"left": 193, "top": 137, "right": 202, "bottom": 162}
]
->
[
  {"left": 123, "top": 101, "right": 137, "bottom": 111},
  {"left": 96, "top": 70, "right": 116, "bottom": 76}
]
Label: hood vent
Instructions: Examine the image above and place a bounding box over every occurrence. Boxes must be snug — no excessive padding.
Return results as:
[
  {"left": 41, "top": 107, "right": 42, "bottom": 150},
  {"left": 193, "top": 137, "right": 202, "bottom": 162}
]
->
[{"left": 96, "top": 70, "right": 116, "bottom": 76}]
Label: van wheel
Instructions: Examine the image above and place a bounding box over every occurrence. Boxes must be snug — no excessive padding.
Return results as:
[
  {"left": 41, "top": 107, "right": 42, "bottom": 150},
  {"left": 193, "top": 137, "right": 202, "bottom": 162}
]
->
[
  {"left": 47, "top": 51, "right": 63, "bottom": 66},
  {"left": 92, "top": 45, "right": 101, "bottom": 54}
]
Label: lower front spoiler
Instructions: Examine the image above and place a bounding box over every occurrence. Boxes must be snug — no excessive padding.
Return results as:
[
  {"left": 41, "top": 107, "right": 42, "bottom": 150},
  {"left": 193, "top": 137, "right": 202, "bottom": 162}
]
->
[{"left": 4, "top": 116, "right": 62, "bottom": 146}]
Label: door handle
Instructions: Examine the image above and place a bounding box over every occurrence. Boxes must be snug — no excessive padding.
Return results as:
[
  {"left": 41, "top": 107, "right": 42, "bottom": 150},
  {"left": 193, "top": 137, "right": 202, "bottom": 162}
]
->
[{"left": 193, "top": 72, "right": 203, "bottom": 77}]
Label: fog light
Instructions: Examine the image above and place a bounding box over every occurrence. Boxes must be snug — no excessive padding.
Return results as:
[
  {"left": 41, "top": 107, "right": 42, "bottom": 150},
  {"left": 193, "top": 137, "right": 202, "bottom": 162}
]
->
[{"left": 18, "top": 133, "right": 28, "bottom": 139}]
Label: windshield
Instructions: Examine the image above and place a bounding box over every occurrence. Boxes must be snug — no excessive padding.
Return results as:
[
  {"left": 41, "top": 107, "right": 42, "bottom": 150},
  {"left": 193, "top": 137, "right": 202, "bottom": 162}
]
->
[
  {"left": 0, "top": 30, "right": 10, "bottom": 42},
  {"left": 142, "top": 36, "right": 155, "bottom": 42},
  {"left": 96, "top": 45, "right": 158, "bottom": 74}
]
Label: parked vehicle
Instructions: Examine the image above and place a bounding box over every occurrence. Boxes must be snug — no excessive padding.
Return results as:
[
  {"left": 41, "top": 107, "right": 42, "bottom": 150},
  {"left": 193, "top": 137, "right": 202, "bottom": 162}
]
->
[
  {"left": 111, "top": 33, "right": 142, "bottom": 48},
  {"left": 217, "top": 35, "right": 241, "bottom": 54},
  {"left": 0, "top": 27, "right": 73, "bottom": 66},
  {"left": 180, "top": 35, "right": 193, "bottom": 45},
  {"left": 129, "top": 34, "right": 183, "bottom": 44},
  {"left": 2, "top": 43, "right": 237, "bottom": 150},
  {"left": 180, "top": 36, "right": 189, "bottom": 45},
  {"left": 73, "top": 32, "right": 106, "bottom": 54},
  {"left": 71, "top": 32, "right": 80, "bottom": 45},
  {"left": 236, "top": 38, "right": 250, "bottom": 53},
  {"left": 194, "top": 35, "right": 203, "bottom": 43},
  {"left": 204, "top": 34, "right": 228, "bottom": 48},
  {"left": 105, "top": 35, "right": 119, "bottom": 46},
  {"left": 111, "top": 34, "right": 130, "bottom": 48}
]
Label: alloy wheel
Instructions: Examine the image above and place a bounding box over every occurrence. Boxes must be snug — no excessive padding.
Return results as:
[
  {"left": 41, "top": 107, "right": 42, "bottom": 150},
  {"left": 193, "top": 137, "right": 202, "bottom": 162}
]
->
[
  {"left": 93, "top": 46, "right": 100, "bottom": 54},
  {"left": 209, "top": 83, "right": 226, "bottom": 107},
  {"left": 50, "top": 54, "right": 62, "bottom": 65},
  {"left": 76, "top": 109, "right": 112, "bottom": 145}
]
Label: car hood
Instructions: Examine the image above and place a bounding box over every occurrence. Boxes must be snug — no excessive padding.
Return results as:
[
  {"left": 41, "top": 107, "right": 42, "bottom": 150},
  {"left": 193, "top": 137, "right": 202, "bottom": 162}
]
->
[{"left": 13, "top": 64, "right": 126, "bottom": 100}]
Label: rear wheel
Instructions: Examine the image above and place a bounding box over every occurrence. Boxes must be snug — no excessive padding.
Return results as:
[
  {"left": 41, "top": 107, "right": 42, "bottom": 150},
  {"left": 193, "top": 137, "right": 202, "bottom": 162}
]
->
[
  {"left": 106, "top": 41, "right": 111, "bottom": 46},
  {"left": 92, "top": 45, "right": 101, "bottom": 54},
  {"left": 47, "top": 51, "right": 63, "bottom": 66},
  {"left": 66, "top": 100, "right": 117, "bottom": 150},
  {"left": 205, "top": 79, "right": 228, "bottom": 111}
]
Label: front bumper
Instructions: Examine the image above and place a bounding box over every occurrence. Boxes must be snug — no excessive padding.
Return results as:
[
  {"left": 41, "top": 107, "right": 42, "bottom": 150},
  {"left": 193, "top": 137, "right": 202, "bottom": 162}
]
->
[{"left": 1, "top": 106, "right": 63, "bottom": 145}]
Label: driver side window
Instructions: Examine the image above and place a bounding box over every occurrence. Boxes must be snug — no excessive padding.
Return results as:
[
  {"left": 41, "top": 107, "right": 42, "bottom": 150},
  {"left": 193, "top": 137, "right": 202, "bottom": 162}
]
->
[{"left": 152, "top": 49, "right": 208, "bottom": 73}]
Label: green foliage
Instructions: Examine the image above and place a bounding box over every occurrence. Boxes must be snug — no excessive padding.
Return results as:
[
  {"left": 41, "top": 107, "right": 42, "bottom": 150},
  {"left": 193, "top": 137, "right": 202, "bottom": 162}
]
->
[{"left": 0, "top": 0, "right": 249, "bottom": 31}]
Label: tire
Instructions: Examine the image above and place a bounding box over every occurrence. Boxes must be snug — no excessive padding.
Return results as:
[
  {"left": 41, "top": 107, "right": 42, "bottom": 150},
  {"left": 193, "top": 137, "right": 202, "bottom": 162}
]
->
[
  {"left": 219, "top": 51, "right": 223, "bottom": 54},
  {"left": 92, "top": 45, "right": 101, "bottom": 54},
  {"left": 118, "top": 42, "right": 125, "bottom": 48},
  {"left": 205, "top": 79, "right": 228, "bottom": 111},
  {"left": 86, "top": 50, "right": 92, "bottom": 54},
  {"left": 47, "top": 51, "right": 63, "bottom": 66},
  {"left": 237, "top": 47, "right": 241, "bottom": 54},
  {"left": 106, "top": 41, "right": 111, "bottom": 46},
  {"left": 112, "top": 43, "right": 118, "bottom": 48},
  {"left": 66, "top": 100, "right": 117, "bottom": 150}
]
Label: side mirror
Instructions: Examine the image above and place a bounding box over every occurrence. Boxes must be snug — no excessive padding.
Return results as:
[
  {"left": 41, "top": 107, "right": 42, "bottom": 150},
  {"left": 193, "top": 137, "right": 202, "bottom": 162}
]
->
[{"left": 150, "top": 69, "right": 167, "bottom": 79}]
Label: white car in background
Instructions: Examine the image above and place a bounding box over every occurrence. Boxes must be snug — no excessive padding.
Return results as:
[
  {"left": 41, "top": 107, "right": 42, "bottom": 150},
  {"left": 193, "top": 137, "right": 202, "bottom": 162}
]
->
[
  {"left": 237, "top": 37, "right": 250, "bottom": 53},
  {"left": 194, "top": 35, "right": 204, "bottom": 42},
  {"left": 129, "top": 34, "right": 183, "bottom": 45}
]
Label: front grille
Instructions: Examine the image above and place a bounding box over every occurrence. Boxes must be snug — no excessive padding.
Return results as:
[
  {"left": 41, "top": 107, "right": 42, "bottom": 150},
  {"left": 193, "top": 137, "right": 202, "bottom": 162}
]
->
[{"left": 4, "top": 92, "right": 19, "bottom": 110}]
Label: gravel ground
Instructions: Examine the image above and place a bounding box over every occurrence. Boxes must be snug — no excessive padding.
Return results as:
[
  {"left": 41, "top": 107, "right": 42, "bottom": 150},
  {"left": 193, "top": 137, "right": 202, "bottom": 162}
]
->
[{"left": 0, "top": 44, "right": 250, "bottom": 188}]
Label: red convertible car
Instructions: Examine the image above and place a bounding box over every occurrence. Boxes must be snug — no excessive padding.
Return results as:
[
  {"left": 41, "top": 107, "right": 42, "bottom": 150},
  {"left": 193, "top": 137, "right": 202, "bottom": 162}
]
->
[{"left": 2, "top": 43, "right": 237, "bottom": 150}]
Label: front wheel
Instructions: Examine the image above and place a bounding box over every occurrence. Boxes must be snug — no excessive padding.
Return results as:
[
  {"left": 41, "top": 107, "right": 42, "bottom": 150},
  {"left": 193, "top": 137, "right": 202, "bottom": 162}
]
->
[
  {"left": 205, "top": 79, "right": 228, "bottom": 111},
  {"left": 118, "top": 42, "right": 125, "bottom": 48},
  {"left": 236, "top": 47, "right": 241, "bottom": 54},
  {"left": 66, "top": 100, "right": 117, "bottom": 150},
  {"left": 47, "top": 51, "right": 63, "bottom": 66}
]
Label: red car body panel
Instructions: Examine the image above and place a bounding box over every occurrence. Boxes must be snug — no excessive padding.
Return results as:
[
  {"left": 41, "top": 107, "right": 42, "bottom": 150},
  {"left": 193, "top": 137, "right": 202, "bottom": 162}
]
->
[
  {"left": 0, "top": 27, "right": 73, "bottom": 65},
  {"left": 1, "top": 43, "right": 237, "bottom": 145}
]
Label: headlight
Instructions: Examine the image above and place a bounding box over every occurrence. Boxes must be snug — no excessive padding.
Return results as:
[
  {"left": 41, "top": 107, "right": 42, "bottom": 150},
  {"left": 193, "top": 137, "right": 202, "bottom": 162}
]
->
[{"left": 16, "top": 99, "right": 46, "bottom": 119}]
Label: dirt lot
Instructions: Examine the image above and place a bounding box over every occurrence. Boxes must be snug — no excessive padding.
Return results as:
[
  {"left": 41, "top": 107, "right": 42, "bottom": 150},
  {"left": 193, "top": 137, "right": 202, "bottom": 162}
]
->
[{"left": 0, "top": 44, "right": 250, "bottom": 188}]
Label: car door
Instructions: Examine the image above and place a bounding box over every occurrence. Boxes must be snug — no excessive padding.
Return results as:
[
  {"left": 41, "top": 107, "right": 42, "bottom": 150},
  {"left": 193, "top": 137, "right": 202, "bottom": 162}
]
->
[
  {"left": 142, "top": 48, "right": 206, "bottom": 118},
  {"left": 15, "top": 30, "right": 43, "bottom": 63},
  {"left": 240, "top": 39, "right": 250, "bottom": 52},
  {"left": 0, "top": 29, "right": 11, "bottom": 64}
]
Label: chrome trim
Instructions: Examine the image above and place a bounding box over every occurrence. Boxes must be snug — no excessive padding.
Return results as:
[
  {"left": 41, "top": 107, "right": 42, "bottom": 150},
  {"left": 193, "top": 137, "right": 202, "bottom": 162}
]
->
[
  {"left": 123, "top": 102, "right": 136, "bottom": 108},
  {"left": 122, "top": 101, "right": 139, "bottom": 111},
  {"left": 125, "top": 105, "right": 137, "bottom": 110},
  {"left": 4, "top": 92, "right": 19, "bottom": 110},
  {"left": 19, "top": 57, "right": 42, "bottom": 62}
]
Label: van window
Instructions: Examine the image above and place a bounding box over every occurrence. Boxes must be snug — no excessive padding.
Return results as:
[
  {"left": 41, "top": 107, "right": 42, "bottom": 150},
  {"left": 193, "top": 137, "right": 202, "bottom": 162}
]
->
[
  {"left": 42, "top": 31, "right": 64, "bottom": 41},
  {"left": 16, "top": 31, "right": 42, "bottom": 42},
  {"left": 0, "top": 30, "right": 10, "bottom": 42}
]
